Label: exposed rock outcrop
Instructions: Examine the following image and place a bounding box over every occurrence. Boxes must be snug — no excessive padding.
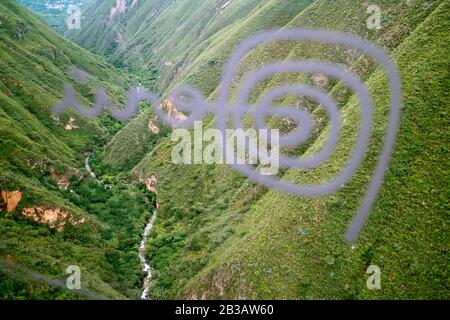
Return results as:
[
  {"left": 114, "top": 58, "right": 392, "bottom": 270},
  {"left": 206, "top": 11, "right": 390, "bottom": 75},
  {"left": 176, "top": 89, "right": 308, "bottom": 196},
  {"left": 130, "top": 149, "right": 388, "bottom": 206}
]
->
[
  {"left": 0, "top": 188, "right": 85, "bottom": 231},
  {"left": 313, "top": 73, "right": 329, "bottom": 87},
  {"left": 145, "top": 175, "right": 158, "bottom": 194},
  {"left": 0, "top": 190, "right": 23, "bottom": 212},
  {"left": 109, "top": 0, "right": 127, "bottom": 22}
]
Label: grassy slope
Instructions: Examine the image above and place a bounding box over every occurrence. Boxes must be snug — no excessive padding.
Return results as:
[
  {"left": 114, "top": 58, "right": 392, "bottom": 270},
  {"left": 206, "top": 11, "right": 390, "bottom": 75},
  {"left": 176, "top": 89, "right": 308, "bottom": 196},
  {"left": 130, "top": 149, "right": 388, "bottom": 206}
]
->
[
  {"left": 65, "top": 0, "right": 448, "bottom": 299},
  {"left": 17, "top": 0, "right": 84, "bottom": 30},
  {"left": 179, "top": 1, "right": 450, "bottom": 299},
  {"left": 133, "top": 0, "right": 447, "bottom": 299},
  {"left": 67, "top": 0, "right": 306, "bottom": 92},
  {"left": 0, "top": 0, "right": 153, "bottom": 299}
]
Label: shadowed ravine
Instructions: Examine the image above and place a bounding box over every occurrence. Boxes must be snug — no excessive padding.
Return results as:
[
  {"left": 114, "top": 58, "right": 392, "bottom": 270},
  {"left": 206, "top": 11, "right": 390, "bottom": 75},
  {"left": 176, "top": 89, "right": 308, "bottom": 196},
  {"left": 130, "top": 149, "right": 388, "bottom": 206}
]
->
[{"left": 85, "top": 153, "right": 156, "bottom": 299}]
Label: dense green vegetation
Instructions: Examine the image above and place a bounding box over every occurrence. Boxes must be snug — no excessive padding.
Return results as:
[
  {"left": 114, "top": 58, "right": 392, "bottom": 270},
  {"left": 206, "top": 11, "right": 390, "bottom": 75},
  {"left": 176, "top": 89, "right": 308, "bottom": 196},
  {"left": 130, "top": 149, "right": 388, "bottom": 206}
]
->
[
  {"left": 0, "top": 0, "right": 156, "bottom": 299},
  {"left": 17, "top": 0, "right": 85, "bottom": 31},
  {"left": 5, "top": 0, "right": 449, "bottom": 300},
  {"left": 76, "top": 0, "right": 448, "bottom": 299}
]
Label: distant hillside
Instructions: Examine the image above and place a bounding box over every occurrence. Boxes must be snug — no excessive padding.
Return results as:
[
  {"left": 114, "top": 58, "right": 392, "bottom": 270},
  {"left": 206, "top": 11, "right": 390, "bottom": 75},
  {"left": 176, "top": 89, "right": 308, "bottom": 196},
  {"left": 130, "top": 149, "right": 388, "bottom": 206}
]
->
[{"left": 17, "top": 0, "right": 86, "bottom": 31}]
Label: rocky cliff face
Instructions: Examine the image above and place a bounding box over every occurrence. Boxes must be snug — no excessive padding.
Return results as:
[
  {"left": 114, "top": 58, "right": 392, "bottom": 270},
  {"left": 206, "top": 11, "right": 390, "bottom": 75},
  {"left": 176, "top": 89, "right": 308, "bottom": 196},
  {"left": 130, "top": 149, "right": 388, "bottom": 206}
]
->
[{"left": 163, "top": 97, "right": 188, "bottom": 122}]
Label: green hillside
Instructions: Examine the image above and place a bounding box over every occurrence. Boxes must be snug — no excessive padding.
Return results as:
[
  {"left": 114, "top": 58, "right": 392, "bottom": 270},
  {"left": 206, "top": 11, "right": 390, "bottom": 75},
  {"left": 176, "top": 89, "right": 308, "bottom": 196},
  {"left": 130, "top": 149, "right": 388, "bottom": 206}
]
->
[
  {"left": 0, "top": 0, "right": 158, "bottom": 299},
  {"left": 82, "top": 0, "right": 448, "bottom": 299},
  {"left": 3, "top": 0, "right": 449, "bottom": 300}
]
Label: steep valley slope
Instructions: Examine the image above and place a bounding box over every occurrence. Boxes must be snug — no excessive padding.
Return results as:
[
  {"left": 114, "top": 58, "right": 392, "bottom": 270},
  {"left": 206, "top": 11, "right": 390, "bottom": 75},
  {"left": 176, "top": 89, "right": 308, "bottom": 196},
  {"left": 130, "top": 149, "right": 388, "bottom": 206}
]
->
[{"left": 9, "top": 0, "right": 450, "bottom": 300}]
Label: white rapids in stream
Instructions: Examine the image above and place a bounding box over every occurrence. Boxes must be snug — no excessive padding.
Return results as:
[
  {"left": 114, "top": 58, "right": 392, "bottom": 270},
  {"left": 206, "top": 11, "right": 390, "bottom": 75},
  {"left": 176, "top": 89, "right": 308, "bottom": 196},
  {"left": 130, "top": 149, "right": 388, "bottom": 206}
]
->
[{"left": 139, "top": 210, "right": 157, "bottom": 300}]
